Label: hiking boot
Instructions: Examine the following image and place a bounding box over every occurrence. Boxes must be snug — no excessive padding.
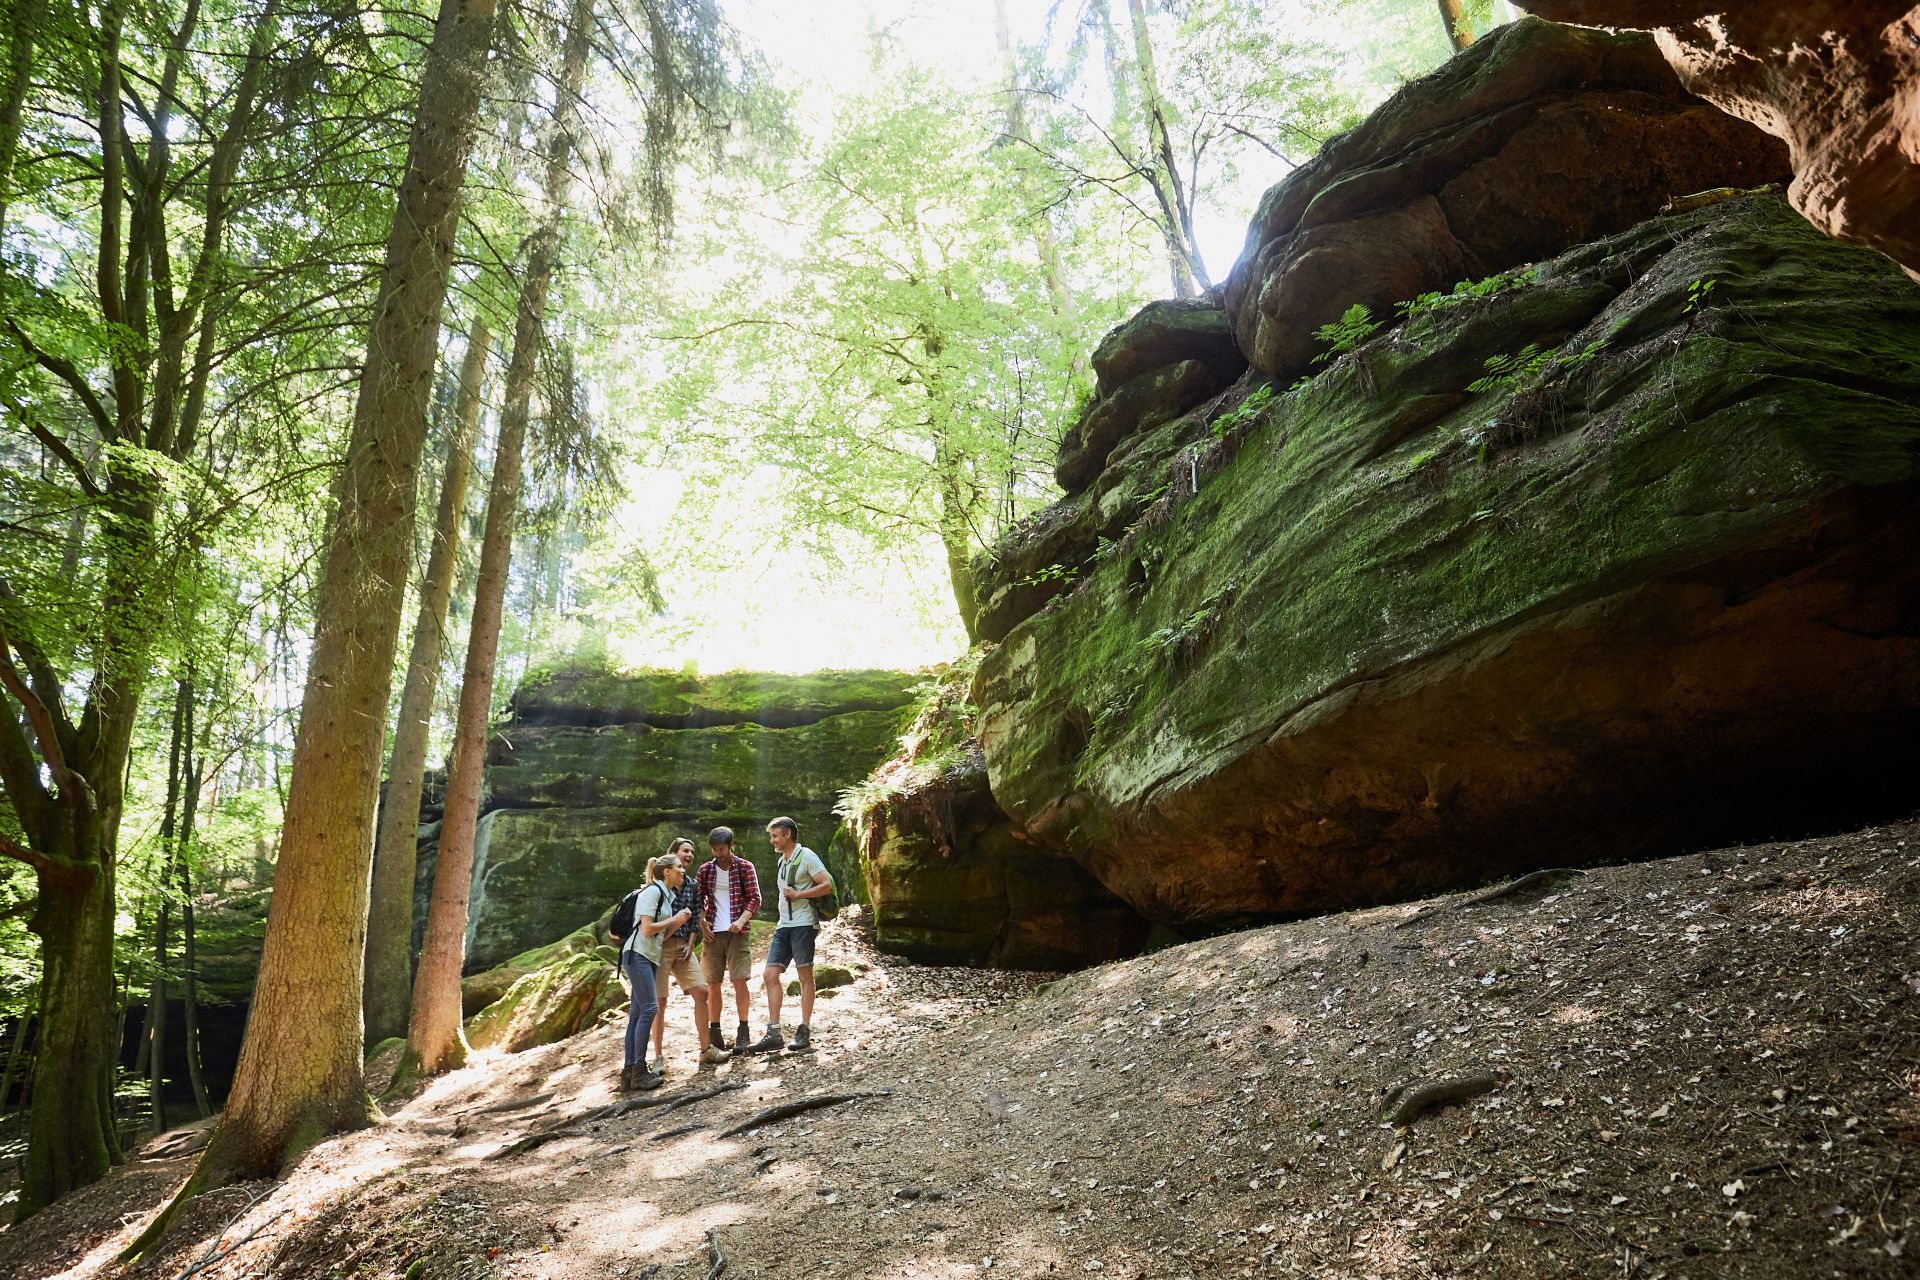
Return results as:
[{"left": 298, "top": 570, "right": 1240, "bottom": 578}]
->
[
  {"left": 650, "top": 1055, "right": 667, "bottom": 1074},
  {"left": 731, "top": 1023, "right": 753, "bottom": 1056},
  {"left": 700, "top": 1044, "right": 730, "bottom": 1066},
  {"left": 791, "top": 1023, "right": 811, "bottom": 1052},
  {"left": 635, "top": 1067, "right": 665, "bottom": 1091},
  {"left": 708, "top": 1022, "right": 730, "bottom": 1050},
  {"left": 618, "top": 1064, "right": 640, "bottom": 1091},
  {"left": 740, "top": 1025, "right": 784, "bottom": 1054}
]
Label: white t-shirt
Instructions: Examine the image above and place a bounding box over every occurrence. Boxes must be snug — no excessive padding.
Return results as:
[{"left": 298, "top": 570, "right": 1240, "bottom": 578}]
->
[
  {"left": 775, "top": 845, "right": 828, "bottom": 929},
  {"left": 712, "top": 864, "right": 733, "bottom": 932}
]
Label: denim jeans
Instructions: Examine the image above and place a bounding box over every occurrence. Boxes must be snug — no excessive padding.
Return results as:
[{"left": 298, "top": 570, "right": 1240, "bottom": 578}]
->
[{"left": 622, "top": 950, "right": 658, "bottom": 1068}]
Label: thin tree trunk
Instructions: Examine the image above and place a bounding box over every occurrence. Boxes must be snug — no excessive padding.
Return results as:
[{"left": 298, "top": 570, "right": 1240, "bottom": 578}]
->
[
  {"left": 406, "top": 0, "right": 591, "bottom": 1077},
  {"left": 0, "top": 0, "right": 41, "bottom": 238},
  {"left": 185, "top": 0, "right": 501, "bottom": 1189},
  {"left": 1124, "top": 0, "right": 1207, "bottom": 297},
  {"left": 993, "top": 0, "right": 1084, "bottom": 393},
  {"left": 1439, "top": 0, "right": 1477, "bottom": 50},
  {"left": 363, "top": 320, "right": 491, "bottom": 1045},
  {"left": 177, "top": 677, "right": 210, "bottom": 1118},
  {"left": 143, "top": 680, "right": 192, "bottom": 1133},
  {"left": 0, "top": 1011, "right": 31, "bottom": 1113}
]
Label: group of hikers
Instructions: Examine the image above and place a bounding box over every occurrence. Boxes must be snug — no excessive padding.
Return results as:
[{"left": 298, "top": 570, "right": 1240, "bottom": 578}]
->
[{"left": 613, "top": 816, "right": 833, "bottom": 1091}]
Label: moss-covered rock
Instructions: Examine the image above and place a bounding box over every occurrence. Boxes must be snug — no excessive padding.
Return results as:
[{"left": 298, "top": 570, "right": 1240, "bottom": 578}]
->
[
  {"left": 509, "top": 667, "right": 921, "bottom": 728},
  {"left": 460, "top": 925, "right": 599, "bottom": 1018},
  {"left": 978, "top": 195, "right": 1920, "bottom": 929},
  {"left": 847, "top": 662, "right": 1151, "bottom": 968},
  {"left": 464, "top": 952, "right": 625, "bottom": 1053},
  {"left": 410, "top": 666, "right": 918, "bottom": 973}
]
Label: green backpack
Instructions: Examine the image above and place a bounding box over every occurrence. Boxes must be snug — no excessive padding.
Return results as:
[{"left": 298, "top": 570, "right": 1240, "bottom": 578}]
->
[{"left": 787, "top": 854, "right": 838, "bottom": 922}]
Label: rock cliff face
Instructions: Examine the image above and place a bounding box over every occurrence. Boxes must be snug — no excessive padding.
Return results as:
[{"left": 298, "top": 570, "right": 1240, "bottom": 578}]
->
[
  {"left": 1221, "top": 17, "right": 1788, "bottom": 381},
  {"left": 1515, "top": 3, "right": 1920, "bottom": 279},
  {"left": 854, "top": 744, "right": 1150, "bottom": 969},
  {"left": 413, "top": 667, "right": 918, "bottom": 972},
  {"left": 975, "top": 194, "right": 1920, "bottom": 931}
]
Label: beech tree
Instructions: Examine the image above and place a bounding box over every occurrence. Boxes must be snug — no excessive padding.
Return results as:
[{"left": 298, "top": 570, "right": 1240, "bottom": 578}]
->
[{"left": 0, "top": 0, "right": 405, "bottom": 1216}]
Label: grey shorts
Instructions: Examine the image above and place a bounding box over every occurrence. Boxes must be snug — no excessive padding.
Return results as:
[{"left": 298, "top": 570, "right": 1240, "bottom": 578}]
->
[{"left": 765, "top": 925, "right": 815, "bottom": 970}]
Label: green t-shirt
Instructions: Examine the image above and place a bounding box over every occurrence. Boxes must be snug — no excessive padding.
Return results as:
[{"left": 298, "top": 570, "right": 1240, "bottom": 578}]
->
[{"left": 775, "top": 846, "right": 828, "bottom": 929}]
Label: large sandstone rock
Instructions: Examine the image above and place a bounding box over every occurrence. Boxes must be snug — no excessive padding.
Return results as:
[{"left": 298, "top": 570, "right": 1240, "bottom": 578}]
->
[
  {"left": 1514, "top": 3, "right": 1920, "bottom": 279},
  {"left": 853, "top": 744, "right": 1149, "bottom": 969},
  {"left": 975, "top": 302, "right": 1247, "bottom": 643},
  {"left": 976, "top": 196, "right": 1920, "bottom": 930},
  {"left": 1221, "top": 16, "right": 1788, "bottom": 380},
  {"left": 464, "top": 949, "right": 624, "bottom": 1053},
  {"left": 415, "top": 667, "right": 919, "bottom": 972}
]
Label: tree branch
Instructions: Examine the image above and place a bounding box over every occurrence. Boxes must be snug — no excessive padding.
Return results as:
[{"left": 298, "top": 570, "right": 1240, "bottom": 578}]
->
[
  {"left": 0, "top": 830, "right": 94, "bottom": 885},
  {"left": 2, "top": 319, "right": 119, "bottom": 443},
  {"left": 0, "top": 389, "right": 106, "bottom": 497}
]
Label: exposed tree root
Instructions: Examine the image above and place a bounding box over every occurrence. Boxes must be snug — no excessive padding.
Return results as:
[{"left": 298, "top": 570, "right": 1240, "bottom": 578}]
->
[
  {"left": 489, "top": 1081, "right": 745, "bottom": 1159},
  {"left": 1382, "top": 1072, "right": 1500, "bottom": 1126},
  {"left": 716, "top": 1089, "right": 891, "bottom": 1139},
  {"left": 1393, "top": 868, "right": 1583, "bottom": 930},
  {"left": 704, "top": 1227, "right": 728, "bottom": 1279}
]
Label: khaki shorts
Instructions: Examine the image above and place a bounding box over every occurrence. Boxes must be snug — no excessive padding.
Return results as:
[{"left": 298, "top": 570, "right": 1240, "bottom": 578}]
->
[
  {"left": 654, "top": 934, "right": 705, "bottom": 999},
  {"left": 701, "top": 928, "right": 754, "bottom": 985}
]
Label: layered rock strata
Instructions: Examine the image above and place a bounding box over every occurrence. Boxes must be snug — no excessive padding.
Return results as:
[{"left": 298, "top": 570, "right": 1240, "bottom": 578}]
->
[
  {"left": 855, "top": 744, "right": 1149, "bottom": 969},
  {"left": 1221, "top": 16, "right": 1789, "bottom": 379},
  {"left": 414, "top": 667, "right": 917, "bottom": 972},
  {"left": 976, "top": 196, "right": 1920, "bottom": 930},
  {"left": 1515, "top": 3, "right": 1920, "bottom": 278}
]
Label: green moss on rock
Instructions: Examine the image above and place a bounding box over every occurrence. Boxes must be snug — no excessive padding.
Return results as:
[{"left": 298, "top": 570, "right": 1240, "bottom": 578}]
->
[
  {"left": 978, "top": 197, "right": 1920, "bottom": 928},
  {"left": 464, "top": 952, "right": 625, "bottom": 1054}
]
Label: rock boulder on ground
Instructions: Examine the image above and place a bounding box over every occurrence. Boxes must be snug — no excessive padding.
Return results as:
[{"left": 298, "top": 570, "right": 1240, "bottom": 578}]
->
[
  {"left": 854, "top": 744, "right": 1149, "bottom": 968},
  {"left": 1514, "top": 2, "right": 1920, "bottom": 279},
  {"left": 977, "top": 196, "right": 1920, "bottom": 929},
  {"left": 1221, "top": 16, "right": 1788, "bottom": 379},
  {"left": 464, "top": 950, "right": 624, "bottom": 1053}
]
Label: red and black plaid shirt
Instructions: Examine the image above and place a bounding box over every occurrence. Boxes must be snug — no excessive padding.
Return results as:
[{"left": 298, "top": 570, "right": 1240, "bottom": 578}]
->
[{"left": 697, "top": 854, "right": 761, "bottom": 930}]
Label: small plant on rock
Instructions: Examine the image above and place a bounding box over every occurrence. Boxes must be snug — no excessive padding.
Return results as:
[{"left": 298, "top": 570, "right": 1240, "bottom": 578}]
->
[{"left": 1312, "top": 304, "right": 1383, "bottom": 363}]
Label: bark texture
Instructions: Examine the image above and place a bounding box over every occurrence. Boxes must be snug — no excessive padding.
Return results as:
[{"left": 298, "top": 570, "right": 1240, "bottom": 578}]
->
[
  {"left": 406, "top": 0, "right": 589, "bottom": 1075},
  {"left": 199, "top": 0, "right": 499, "bottom": 1182},
  {"left": 363, "top": 320, "right": 492, "bottom": 1045}
]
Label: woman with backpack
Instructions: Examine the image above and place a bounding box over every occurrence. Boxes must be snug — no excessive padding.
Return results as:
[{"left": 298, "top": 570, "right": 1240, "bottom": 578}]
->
[{"left": 618, "top": 854, "right": 693, "bottom": 1091}]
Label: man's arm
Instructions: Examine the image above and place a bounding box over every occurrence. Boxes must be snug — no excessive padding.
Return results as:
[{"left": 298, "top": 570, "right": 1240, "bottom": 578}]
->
[{"left": 739, "top": 860, "right": 762, "bottom": 923}]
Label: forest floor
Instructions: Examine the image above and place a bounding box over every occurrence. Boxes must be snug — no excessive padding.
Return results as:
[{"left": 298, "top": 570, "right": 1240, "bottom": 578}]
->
[{"left": 2, "top": 820, "right": 1916, "bottom": 1280}]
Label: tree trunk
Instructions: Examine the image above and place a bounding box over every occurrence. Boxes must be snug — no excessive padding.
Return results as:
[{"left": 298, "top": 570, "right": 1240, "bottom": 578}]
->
[
  {"left": 0, "top": 0, "right": 43, "bottom": 238},
  {"left": 1124, "top": 0, "right": 1207, "bottom": 297},
  {"left": 993, "top": 0, "right": 1085, "bottom": 393},
  {"left": 406, "top": 0, "right": 591, "bottom": 1077},
  {"left": 0, "top": 1010, "right": 31, "bottom": 1113},
  {"left": 363, "top": 319, "right": 491, "bottom": 1045},
  {"left": 178, "top": 681, "right": 210, "bottom": 1119},
  {"left": 143, "top": 679, "right": 192, "bottom": 1133},
  {"left": 192, "top": 0, "right": 500, "bottom": 1186},
  {"left": 1439, "top": 0, "right": 1477, "bottom": 50},
  {"left": 19, "top": 850, "right": 119, "bottom": 1217}
]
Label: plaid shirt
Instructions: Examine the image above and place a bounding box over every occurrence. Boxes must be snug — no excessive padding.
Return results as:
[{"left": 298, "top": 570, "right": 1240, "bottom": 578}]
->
[
  {"left": 666, "top": 876, "right": 701, "bottom": 942},
  {"left": 697, "top": 855, "right": 761, "bottom": 931}
]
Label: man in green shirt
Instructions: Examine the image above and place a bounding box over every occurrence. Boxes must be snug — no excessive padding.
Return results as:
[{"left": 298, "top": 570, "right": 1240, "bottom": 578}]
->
[{"left": 740, "top": 815, "right": 831, "bottom": 1053}]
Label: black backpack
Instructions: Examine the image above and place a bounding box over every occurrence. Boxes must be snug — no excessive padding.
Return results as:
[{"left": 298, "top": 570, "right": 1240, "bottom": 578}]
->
[{"left": 609, "top": 887, "right": 644, "bottom": 945}]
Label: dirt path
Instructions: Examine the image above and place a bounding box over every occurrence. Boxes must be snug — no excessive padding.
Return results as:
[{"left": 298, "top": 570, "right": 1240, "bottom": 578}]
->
[{"left": 3, "top": 822, "right": 1916, "bottom": 1279}]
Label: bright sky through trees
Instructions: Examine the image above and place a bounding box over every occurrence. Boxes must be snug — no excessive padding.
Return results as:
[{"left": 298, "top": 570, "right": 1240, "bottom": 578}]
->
[{"left": 548, "top": 0, "right": 1479, "bottom": 675}]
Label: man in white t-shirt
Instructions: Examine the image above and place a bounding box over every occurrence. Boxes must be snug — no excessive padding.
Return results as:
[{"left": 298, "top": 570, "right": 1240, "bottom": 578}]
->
[{"left": 739, "top": 815, "right": 831, "bottom": 1053}]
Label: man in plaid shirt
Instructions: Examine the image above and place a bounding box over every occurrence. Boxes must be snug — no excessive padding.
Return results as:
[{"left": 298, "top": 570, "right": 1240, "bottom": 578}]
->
[
  {"left": 697, "top": 826, "right": 763, "bottom": 1053},
  {"left": 651, "top": 838, "right": 726, "bottom": 1068}
]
